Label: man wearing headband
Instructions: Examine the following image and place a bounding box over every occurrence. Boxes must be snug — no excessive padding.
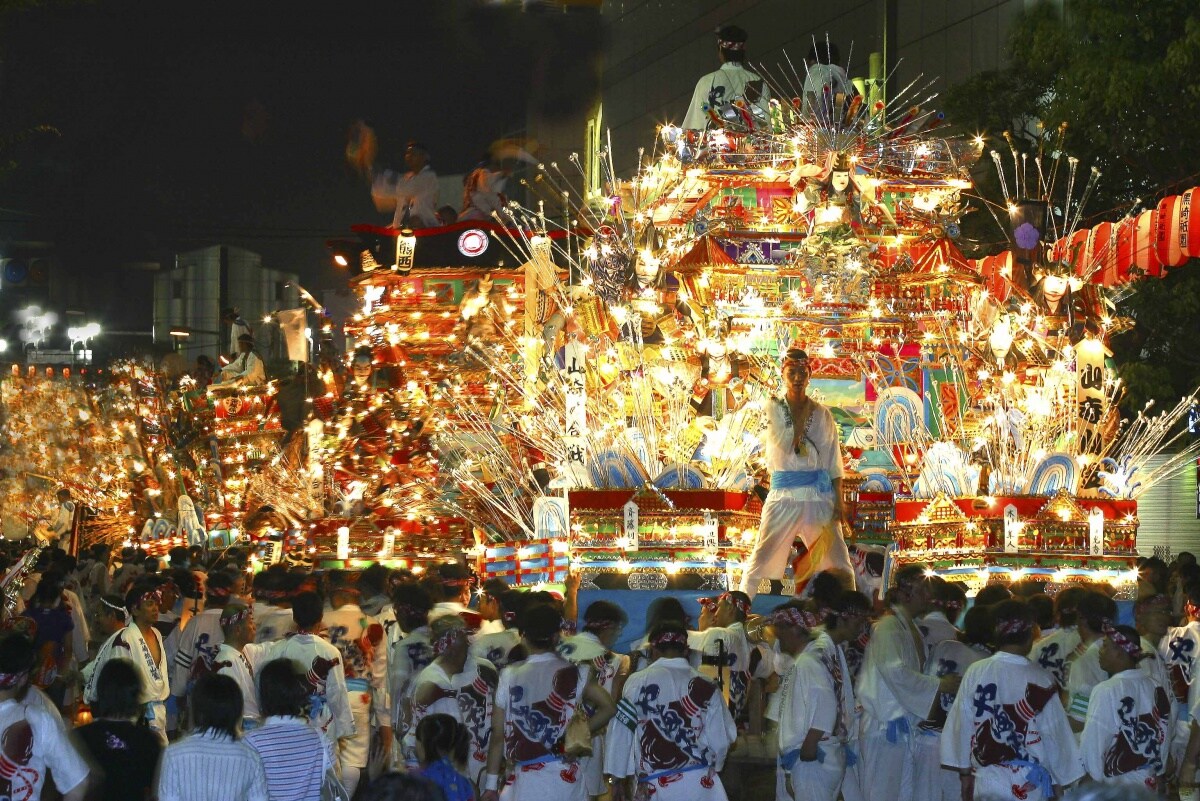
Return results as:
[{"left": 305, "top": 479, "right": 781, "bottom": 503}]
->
[
  {"left": 404, "top": 615, "right": 498, "bottom": 786},
  {"left": 0, "top": 633, "right": 91, "bottom": 801},
  {"left": 1082, "top": 623, "right": 1170, "bottom": 791},
  {"left": 1065, "top": 591, "right": 1119, "bottom": 732},
  {"left": 481, "top": 604, "right": 615, "bottom": 801},
  {"left": 429, "top": 563, "right": 482, "bottom": 631},
  {"left": 769, "top": 602, "right": 843, "bottom": 801},
  {"left": 1162, "top": 582, "right": 1200, "bottom": 767},
  {"left": 943, "top": 600, "right": 1083, "bottom": 801},
  {"left": 740, "top": 345, "right": 855, "bottom": 598},
  {"left": 215, "top": 331, "right": 265, "bottom": 386},
  {"left": 681, "top": 24, "right": 770, "bottom": 132},
  {"left": 322, "top": 570, "right": 391, "bottom": 798},
  {"left": 470, "top": 590, "right": 525, "bottom": 671},
  {"left": 84, "top": 580, "right": 172, "bottom": 742},
  {"left": 1030, "top": 585, "right": 1087, "bottom": 690},
  {"left": 695, "top": 591, "right": 763, "bottom": 725},
  {"left": 171, "top": 570, "right": 236, "bottom": 701},
  {"left": 604, "top": 621, "right": 735, "bottom": 801},
  {"left": 213, "top": 602, "right": 266, "bottom": 730}
]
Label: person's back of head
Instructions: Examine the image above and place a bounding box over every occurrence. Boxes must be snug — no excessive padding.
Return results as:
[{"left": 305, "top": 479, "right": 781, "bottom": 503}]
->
[
  {"left": 292, "top": 591, "right": 324, "bottom": 632},
  {"left": 992, "top": 600, "right": 1035, "bottom": 650},
  {"left": 960, "top": 605, "right": 994, "bottom": 649},
  {"left": 1077, "top": 590, "right": 1118, "bottom": 632},
  {"left": 0, "top": 633, "right": 35, "bottom": 697},
  {"left": 32, "top": 576, "right": 63, "bottom": 607},
  {"left": 807, "top": 39, "right": 839, "bottom": 65},
  {"left": 973, "top": 583, "right": 1013, "bottom": 607},
  {"left": 647, "top": 620, "right": 690, "bottom": 658},
  {"left": 206, "top": 570, "right": 236, "bottom": 605},
  {"left": 716, "top": 24, "right": 748, "bottom": 64},
  {"left": 930, "top": 577, "right": 967, "bottom": 624},
  {"left": 92, "top": 658, "right": 143, "bottom": 720},
  {"left": 1027, "top": 593, "right": 1055, "bottom": 632},
  {"left": 644, "top": 596, "right": 689, "bottom": 636},
  {"left": 808, "top": 571, "right": 844, "bottom": 608},
  {"left": 257, "top": 658, "right": 310, "bottom": 718},
  {"left": 435, "top": 563, "right": 471, "bottom": 603},
  {"left": 415, "top": 712, "right": 469, "bottom": 768},
  {"left": 496, "top": 590, "right": 526, "bottom": 630},
  {"left": 361, "top": 772, "right": 446, "bottom": 801},
  {"left": 360, "top": 563, "right": 389, "bottom": 598},
  {"left": 520, "top": 603, "right": 563, "bottom": 650},
  {"left": 191, "top": 673, "right": 243, "bottom": 738},
  {"left": 582, "top": 600, "right": 627, "bottom": 637},
  {"left": 1054, "top": 585, "right": 1088, "bottom": 627},
  {"left": 391, "top": 583, "right": 433, "bottom": 632}
]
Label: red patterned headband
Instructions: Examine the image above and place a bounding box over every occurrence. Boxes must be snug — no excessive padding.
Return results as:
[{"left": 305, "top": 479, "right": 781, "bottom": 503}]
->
[
  {"left": 721, "top": 593, "right": 751, "bottom": 617},
  {"left": 718, "top": 39, "right": 745, "bottom": 50},
  {"left": 1137, "top": 594, "right": 1170, "bottom": 609},
  {"left": 1102, "top": 623, "right": 1146, "bottom": 661},
  {"left": 432, "top": 626, "right": 466, "bottom": 657},
  {"left": 220, "top": 607, "right": 252, "bottom": 628},
  {"left": 771, "top": 606, "right": 821, "bottom": 631},
  {"left": 650, "top": 630, "right": 689, "bottom": 648},
  {"left": 995, "top": 617, "right": 1034, "bottom": 637},
  {"left": 583, "top": 619, "right": 622, "bottom": 634},
  {"left": 0, "top": 670, "right": 27, "bottom": 690},
  {"left": 208, "top": 585, "right": 233, "bottom": 600}
]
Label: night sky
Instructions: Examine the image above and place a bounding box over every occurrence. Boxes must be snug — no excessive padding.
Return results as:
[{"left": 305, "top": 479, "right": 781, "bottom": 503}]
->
[{"left": 0, "top": 0, "right": 602, "bottom": 325}]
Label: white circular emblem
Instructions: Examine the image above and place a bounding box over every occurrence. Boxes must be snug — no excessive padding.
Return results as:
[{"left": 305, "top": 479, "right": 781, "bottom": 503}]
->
[{"left": 457, "top": 229, "right": 489, "bottom": 258}]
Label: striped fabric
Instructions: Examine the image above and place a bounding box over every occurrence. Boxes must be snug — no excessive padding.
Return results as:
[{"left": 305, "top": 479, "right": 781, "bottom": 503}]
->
[
  {"left": 158, "top": 730, "right": 270, "bottom": 801},
  {"left": 243, "top": 716, "right": 331, "bottom": 801}
]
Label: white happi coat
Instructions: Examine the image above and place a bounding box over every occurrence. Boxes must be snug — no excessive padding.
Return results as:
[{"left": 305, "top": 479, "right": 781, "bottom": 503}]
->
[
  {"left": 913, "top": 640, "right": 992, "bottom": 801},
  {"left": 389, "top": 626, "right": 433, "bottom": 729},
  {"left": 171, "top": 607, "right": 224, "bottom": 691},
  {"left": 1031, "top": 626, "right": 1082, "bottom": 689},
  {"left": 777, "top": 636, "right": 842, "bottom": 801},
  {"left": 942, "top": 651, "right": 1083, "bottom": 801},
  {"left": 565, "top": 634, "right": 629, "bottom": 796},
  {"left": 86, "top": 622, "right": 170, "bottom": 734},
  {"left": 917, "top": 611, "right": 958, "bottom": 660},
  {"left": 495, "top": 652, "right": 589, "bottom": 800},
  {"left": 405, "top": 656, "right": 498, "bottom": 783},
  {"left": 323, "top": 604, "right": 390, "bottom": 723},
  {"left": 739, "top": 398, "right": 850, "bottom": 597},
  {"left": 214, "top": 642, "right": 268, "bottom": 722},
  {"left": 1161, "top": 621, "right": 1200, "bottom": 760},
  {"left": 1080, "top": 668, "right": 1170, "bottom": 791},
  {"left": 605, "top": 656, "right": 735, "bottom": 801},
  {"left": 265, "top": 633, "right": 356, "bottom": 742},
  {"left": 471, "top": 628, "right": 522, "bottom": 670},
  {"left": 855, "top": 606, "right": 940, "bottom": 801},
  {"left": 1065, "top": 639, "right": 1106, "bottom": 724},
  {"left": 695, "top": 622, "right": 754, "bottom": 723}
]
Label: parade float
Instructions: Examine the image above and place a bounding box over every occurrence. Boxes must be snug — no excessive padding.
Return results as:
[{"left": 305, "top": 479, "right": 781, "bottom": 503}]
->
[{"left": 7, "top": 57, "right": 1200, "bottom": 605}]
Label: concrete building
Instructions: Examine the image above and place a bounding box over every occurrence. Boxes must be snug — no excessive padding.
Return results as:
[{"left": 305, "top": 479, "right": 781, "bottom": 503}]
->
[{"left": 153, "top": 245, "right": 298, "bottom": 363}]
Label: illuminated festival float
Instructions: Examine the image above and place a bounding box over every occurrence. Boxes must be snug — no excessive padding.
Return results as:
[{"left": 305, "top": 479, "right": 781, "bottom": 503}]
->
[{"left": 9, "top": 55, "right": 1200, "bottom": 606}]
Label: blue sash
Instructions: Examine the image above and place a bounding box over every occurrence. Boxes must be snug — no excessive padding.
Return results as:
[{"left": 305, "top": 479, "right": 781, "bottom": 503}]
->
[
  {"left": 638, "top": 762, "right": 710, "bottom": 784},
  {"left": 515, "top": 754, "right": 563, "bottom": 768},
  {"left": 345, "top": 677, "right": 370, "bottom": 692},
  {"left": 1002, "top": 759, "right": 1054, "bottom": 799},
  {"left": 770, "top": 470, "right": 833, "bottom": 494},
  {"left": 886, "top": 716, "right": 911, "bottom": 744},
  {"left": 779, "top": 746, "right": 827, "bottom": 771}
]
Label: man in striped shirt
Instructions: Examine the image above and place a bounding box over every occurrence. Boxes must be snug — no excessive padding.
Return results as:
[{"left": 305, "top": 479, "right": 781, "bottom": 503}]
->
[{"left": 245, "top": 658, "right": 335, "bottom": 801}]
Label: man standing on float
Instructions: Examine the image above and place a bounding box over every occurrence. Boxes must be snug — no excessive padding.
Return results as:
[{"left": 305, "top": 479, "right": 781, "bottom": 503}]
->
[{"left": 740, "top": 346, "right": 854, "bottom": 597}]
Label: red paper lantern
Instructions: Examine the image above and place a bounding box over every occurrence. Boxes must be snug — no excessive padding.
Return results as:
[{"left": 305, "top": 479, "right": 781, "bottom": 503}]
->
[
  {"left": 1089, "top": 222, "right": 1118, "bottom": 287},
  {"left": 1114, "top": 217, "right": 1137, "bottom": 283},
  {"left": 1155, "top": 194, "right": 1185, "bottom": 267},
  {"left": 1064, "top": 229, "right": 1089, "bottom": 275},
  {"left": 1181, "top": 187, "right": 1200, "bottom": 259},
  {"left": 1133, "top": 208, "right": 1161, "bottom": 276}
]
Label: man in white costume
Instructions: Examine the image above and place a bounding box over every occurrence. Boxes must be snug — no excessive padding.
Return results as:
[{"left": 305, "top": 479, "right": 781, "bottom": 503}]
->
[
  {"left": 322, "top": 571, "right": 391, "bottom": 797},
  {"left": 405, "top": 615, "right": 498, "bottom": 784},
  {"left": 481, "top": 605, "right": 614, "bottom": 801},
  {"left": 49, "top": 488, "right": 76, "bottom": 548},
  {"left": 942, "top": 600, "right": 1083, "bottom": 801},
  {"left": 740, "top": 346, "right": 853, "bottom": 598},
  {"left": 856, "top": 564, "right": 956, "bottom": 801},
  {"left": 695, "top": 591, "right": 760, "bottom": 725},
  {"left": 85, "top": 582, "right": 171, "bottom": 741},
  {"left": 371, "top": 141, "right": 439, "bottom": 229},
  {"left": 213, "top": 602, "right": 268, "bottom": 729},
  {"left": 682, "top": 26, "right": 770, "bottom": 132},
  {"left": 1162, "top": 583, "right": 1200, "bottom": 766},
  {"left": 215, "top": 333, "right": 265, "bottom": 386},
  {"left": 1030, "top": 586, "right": 1086, "bottom": 689},
  {"left": 604, "top": 620, "right": 735, "bottom": 801},
  {"left": 264, "top": 591, "right": 356, "bottom": 748},
  {"left": 772, "top": 602, "right": 843, "bottom": 801},
  {"left": 1081, "top": 624, "right": 1170, "bottom": 792},
  {"left": 1064, "top": 591, "right": 1117, "bottom": 731}
]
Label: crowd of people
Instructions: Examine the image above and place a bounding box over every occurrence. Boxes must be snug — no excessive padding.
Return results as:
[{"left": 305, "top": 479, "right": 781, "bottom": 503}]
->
[{"left": 1, "top": 542, "right": 1198, "bottom": 801}]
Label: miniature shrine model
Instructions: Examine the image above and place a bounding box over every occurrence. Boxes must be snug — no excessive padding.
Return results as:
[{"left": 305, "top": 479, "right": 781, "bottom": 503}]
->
[{"left": 10, "top": 58, "right": 1200, "bottom": 605}]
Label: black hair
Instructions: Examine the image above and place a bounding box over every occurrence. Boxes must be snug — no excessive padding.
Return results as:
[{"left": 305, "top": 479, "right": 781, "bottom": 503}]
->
[
  {"left": 1179, "top": 552, "right": 1197, "bottom": 567},
  {"left": 191, "top": 673, "right": 243, "bottom": 738},
  {"left": 168, "top": 546, "right": 190, "bottom": 566},
  {"left": 496, "top": 590, "right": 526, "bottom": 630},
  {"left": 91, "top": 658, "right": 144, "bottom": 719},
  {"left": 644, "top": 596, "right": 689, "bottom": 636},
  {"left": 647, "top": 620, "right": 689, "bottom": 656},
  {"left": 99, "top": 593, "right": 127, "bottom": 620},
  {"left": 973, "top": 583, "right": 1013, "bottom": 607},
  {"left": 258, "top": 658, "right": 310, "bottom": 718},
  {"left": 435, "top": 563, "right": 471, "bottom": 602},
  {"left": 961, "top": 605, "right": 994, "bottom": 648},
  {"left": 932, "top": 579, "right": 967, "bottom": 625},
  {"left": 1077, "top": 590, "right": 1118, "bottom": 632},
  {"left": 1054, "top": 585, "right": 1088, "bottom": 627},
  {"left": 0, "top": 634, "right": 35, "bottom": 680},
  {"left": 1027, "top": 593, "right": 1055, "bottom": 631},
  {"left": 583, "top": 600, "right": 627, "bottom": 634},
  {"left": 716, "top": 24, "right": 747, "bottom": 64},
  {"left": 292, "top": 591, "right": 324, "bottom": 631},
  {"left": 725, "top": 591, "right": 751, "bottom": 622},
  {"left": 326, "top": 569, "right": 351, "bottom": 593},
  {"left": 482, "top": 578, "right": 509, "bottom": 598},
  {"left": 391, "top": 583, "right": 433, "bottom": 632},
  {"left": 1140, "top": 557, "right": 1169, "bottom": 593},
  {"left": 992, "top": 600, "right": 1035, "bottom": 648},
  {"left": 360, "top": 563, "right": 389, "bottom": 596},
  {"left": 826, "top": 589, "right": 871, "bottom": 628},
  {"left": 809, "top": 571, "right": 844, "bottom": 607},
  {"left": 519, "top": 603, "right": 562, "bottom": 649},
  {"left": 32, "top": 576, "right": 62, "bottom": 606},
  {"left": 206, "top": 570, "right": 236, "bottom": 601},
  {"left": 360, "top": 773, "right": 445, "bottom": 801},
  {"left": 124, "top": 580, "right": 158, "bottom": 613},
  {"left": 1106, "top": 623, "right": 1145, "bottom": 659},
  {"left": 415, "top": 712, "right": 469, "bottom": 768}
]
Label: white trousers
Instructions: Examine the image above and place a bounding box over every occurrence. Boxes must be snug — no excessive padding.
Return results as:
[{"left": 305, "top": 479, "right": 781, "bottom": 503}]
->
[
  {"left": 911, "top": 730, "right": 959, "bottom": 801},
  {"left": 859, "top": 730, "right": 915, "bottom": 801},
  {"left": 740, "top": 491, "right": 853, "bottom": 598},
  {"left": 782, "top": 742, "right": 844, "bottom": 801}
]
